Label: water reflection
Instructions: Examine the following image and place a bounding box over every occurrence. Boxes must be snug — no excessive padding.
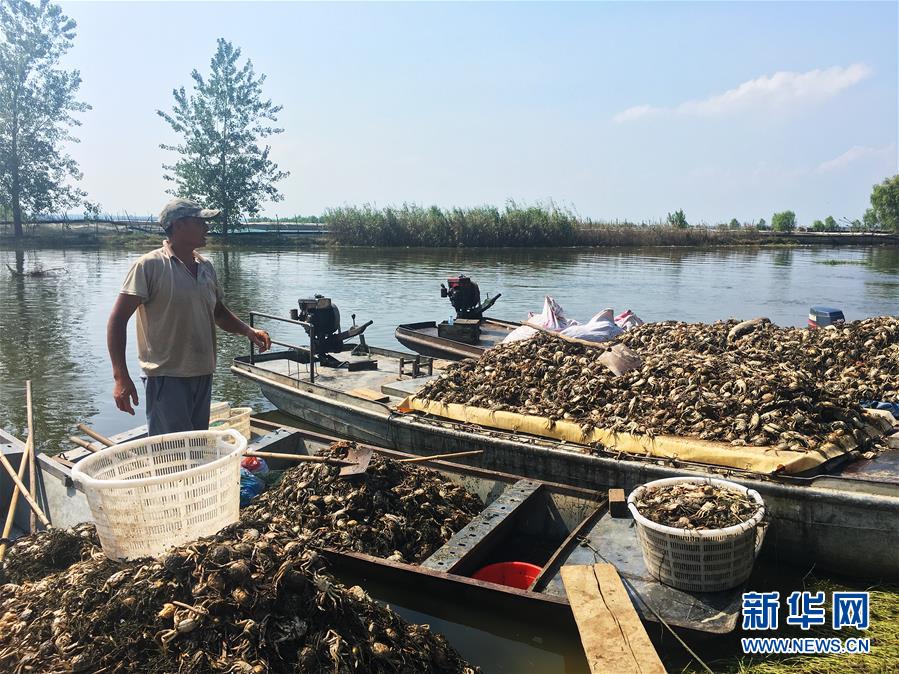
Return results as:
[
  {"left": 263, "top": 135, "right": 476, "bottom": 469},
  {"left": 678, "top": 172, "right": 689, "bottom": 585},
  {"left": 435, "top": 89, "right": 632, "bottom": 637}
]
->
[
  {"left": 0, "top": 248, "right": 96, "bottom": 444},
  {"left": 0, "top": 244, "right": 896, "bottom": 453}
]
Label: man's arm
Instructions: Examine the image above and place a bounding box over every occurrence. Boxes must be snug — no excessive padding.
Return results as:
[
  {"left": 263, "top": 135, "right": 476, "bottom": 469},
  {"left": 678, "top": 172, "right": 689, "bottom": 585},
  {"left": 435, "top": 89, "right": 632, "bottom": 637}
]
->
[
  {"left": 214, "top": 301, "right": 271, "bottom": 352},
  {"left": 108, "top": 293, "right": 143, "bottom": 415}
]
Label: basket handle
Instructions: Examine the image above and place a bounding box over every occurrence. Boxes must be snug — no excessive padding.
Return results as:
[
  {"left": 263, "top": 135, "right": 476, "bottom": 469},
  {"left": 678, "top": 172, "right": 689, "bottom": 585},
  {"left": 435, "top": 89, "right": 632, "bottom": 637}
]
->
[{"left": 219, "top": 428, "right": 246, "bottom": 453}]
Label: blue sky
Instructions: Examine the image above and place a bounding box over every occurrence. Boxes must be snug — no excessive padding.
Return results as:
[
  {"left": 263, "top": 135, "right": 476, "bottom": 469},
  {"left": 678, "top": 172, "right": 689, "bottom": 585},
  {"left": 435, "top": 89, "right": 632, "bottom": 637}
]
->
[{"left": 58, "top": 1, "right": 897, "bottom": 225}]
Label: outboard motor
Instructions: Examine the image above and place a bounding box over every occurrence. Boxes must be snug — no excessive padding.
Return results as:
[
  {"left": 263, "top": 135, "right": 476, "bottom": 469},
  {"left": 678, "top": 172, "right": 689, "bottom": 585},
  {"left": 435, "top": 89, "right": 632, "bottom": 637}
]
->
[
  {"left": 290, "top": 295, "right": 373, "bottom": 358},
  {"left": 440, "top": 274, "right": 501, "bottom": 319},
  {"left": 808, "top": 306, "right": 845, "bottom": 330}
]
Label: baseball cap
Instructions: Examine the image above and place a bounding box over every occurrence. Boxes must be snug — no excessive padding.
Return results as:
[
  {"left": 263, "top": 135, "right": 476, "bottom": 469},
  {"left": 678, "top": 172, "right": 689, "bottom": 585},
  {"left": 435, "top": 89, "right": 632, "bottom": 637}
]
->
[{"left": 158, "top": 198, "right": 221, "bottom": 232}]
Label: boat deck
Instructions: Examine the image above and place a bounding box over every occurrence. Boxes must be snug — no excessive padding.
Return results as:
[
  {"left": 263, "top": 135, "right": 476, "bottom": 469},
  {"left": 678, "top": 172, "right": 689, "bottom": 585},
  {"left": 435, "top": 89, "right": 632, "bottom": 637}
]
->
[{"left": 244, "top": 346, "right": 438, "bottom": 402}]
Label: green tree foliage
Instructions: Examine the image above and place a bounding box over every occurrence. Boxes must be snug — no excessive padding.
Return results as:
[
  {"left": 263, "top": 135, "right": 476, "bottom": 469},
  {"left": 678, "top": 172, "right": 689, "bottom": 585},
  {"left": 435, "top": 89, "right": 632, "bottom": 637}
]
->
[
  {"left": 158, "top": 39, "right": 287, "bottom": 236},
  {"left": 756, "top": 217, "right": 767, "bottom": 230},
  {"left": 729, "top": 218, "right": 741, "bottom": 229},
  {"left": 863, "top": 207, "right": 878, "bottom": 231},
  {"left": 771, "top": 210, "right": 796, "bottom": 232},
  {"left": 812, "top": 219, "right": 825, "bottom": 232},
  {"left": 667, "top": 209, "right": 688, "bottom": 228},
  {"left": 869, "top": 175, "right": 899, "bottom": 233},
  {"left": 823, "top": 215, "right": 837, "bottom": 231},
  {"left": 0, "top": 0, "right": 90, "bottom": 238}
]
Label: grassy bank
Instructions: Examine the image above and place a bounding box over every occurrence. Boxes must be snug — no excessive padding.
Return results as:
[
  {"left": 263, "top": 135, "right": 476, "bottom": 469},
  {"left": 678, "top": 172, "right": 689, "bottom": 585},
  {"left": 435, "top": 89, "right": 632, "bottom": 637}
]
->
[
  {"left": 3, "top": 206, "right": 896, "bottom": 249},
  {"left": 323, "top": 204, "right": 893, "bottom": 248},
  {"left": 0, "top": 229, "right": 326, "bottom": 251},
  {"left": 681, "top": 577, "right": 898, "bottom": 674}
]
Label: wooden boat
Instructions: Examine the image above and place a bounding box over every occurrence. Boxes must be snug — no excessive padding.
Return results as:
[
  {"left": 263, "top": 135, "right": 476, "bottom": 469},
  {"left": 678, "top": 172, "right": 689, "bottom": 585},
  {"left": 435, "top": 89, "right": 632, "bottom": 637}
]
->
[
  {"left": 394, "top": 316, "right": 521, "bottom": 361},
  {"left": 2, "top": 422, "right": 741, "bottom": 641},
  {"left": 230, "top": 340, "right": 899, "bottom": 580}
]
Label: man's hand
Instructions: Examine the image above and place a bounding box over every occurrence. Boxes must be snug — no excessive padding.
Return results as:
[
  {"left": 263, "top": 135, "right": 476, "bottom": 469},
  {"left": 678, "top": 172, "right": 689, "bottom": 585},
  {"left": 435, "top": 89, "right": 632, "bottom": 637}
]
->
[
  {"left": 113, "top": 376, "right": 139, "bottom": 415},
  {"left": 248, "top": 329, "right": 271, "bottom": 353}
]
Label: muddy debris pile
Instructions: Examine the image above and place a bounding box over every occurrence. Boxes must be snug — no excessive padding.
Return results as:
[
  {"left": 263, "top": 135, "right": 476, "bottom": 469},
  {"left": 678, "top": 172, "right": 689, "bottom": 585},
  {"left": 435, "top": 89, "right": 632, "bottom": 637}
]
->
[
  {"left": 419, "top": 316, "right": 899, "bottom": 451},
  {"left": 0, "top": 522, "right": 100, "bottom": 585},
  {"left": 0, "top": 524, "right": 479, "bottom": 673},
  {"left": 632, "top": 482, "right": 760, "bottom": 530},
  {"left": 242, "top": 442, "right": 483, "bottom": 564}
]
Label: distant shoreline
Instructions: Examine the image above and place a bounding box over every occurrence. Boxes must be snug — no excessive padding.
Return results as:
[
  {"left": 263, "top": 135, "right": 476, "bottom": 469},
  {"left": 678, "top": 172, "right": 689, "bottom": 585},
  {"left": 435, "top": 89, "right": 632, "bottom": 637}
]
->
[{"left": 0, "top": 225, "right": 896, "bottom": 251}]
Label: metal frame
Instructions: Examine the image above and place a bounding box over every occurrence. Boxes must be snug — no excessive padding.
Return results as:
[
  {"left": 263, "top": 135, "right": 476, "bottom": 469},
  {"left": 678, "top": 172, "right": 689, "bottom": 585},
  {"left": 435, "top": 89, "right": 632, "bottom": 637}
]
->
[{"left": 249, "top": 310, "right": 317, "bottom": 383}]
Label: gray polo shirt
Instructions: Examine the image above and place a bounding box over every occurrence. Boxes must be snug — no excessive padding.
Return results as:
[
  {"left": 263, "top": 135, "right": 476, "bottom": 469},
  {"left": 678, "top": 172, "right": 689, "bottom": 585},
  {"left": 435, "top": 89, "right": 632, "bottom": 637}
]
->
[{"left": 120, "top": 241, "right": 223, "bottom": 377}]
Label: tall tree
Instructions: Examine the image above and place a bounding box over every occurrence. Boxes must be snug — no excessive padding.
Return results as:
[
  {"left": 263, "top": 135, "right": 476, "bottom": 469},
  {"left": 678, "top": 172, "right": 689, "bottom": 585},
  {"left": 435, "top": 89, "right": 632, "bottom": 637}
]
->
[
  {"left": 0, "top": 0, "right": 89, "bottom": 238},
  {"left": 869, "top": 175, "right": 899, "bottom": 233},
  {"left": 158, "top": 38, "right": 287, "bottom": 237},
  {"left": 771, "top": 210, "right": 796, "bottom": 232},
  {"left": 667, "top": 209, "right": 688, "bottom": 228}
]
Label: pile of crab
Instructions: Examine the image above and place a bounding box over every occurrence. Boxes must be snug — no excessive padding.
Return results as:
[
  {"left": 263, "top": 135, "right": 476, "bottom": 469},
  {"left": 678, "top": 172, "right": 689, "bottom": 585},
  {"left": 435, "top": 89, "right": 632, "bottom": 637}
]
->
[{"left": 0, "top": 444, "right": 485, "bottom": 673}]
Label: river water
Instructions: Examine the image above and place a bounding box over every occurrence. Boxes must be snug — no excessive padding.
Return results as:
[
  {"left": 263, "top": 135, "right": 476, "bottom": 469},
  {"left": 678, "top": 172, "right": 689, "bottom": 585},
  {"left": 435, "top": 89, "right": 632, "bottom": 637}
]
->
[
  {"left": 1, "top": 244, "right": 897, "bottom": 452},
  {"left": 1, "top": 243, "right": 895, "bottom": 672}
]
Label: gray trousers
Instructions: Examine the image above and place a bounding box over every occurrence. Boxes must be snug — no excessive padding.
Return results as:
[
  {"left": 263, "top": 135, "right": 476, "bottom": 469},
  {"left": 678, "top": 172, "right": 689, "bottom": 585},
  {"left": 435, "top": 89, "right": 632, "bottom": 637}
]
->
[{"left": 143, "top": 375, "right": 213, "bottom": 437}]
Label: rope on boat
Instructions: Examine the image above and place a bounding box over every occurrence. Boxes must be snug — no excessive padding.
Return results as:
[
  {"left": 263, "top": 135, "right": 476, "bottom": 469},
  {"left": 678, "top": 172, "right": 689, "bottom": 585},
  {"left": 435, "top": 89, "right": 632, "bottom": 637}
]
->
[{"left": 576, "top": 536, "right": 714, "bottom": 674}]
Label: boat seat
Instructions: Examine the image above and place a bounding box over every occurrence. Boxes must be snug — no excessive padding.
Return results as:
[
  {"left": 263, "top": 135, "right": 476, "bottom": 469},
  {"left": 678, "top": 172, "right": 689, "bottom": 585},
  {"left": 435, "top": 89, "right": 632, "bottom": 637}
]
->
[{"left": 421, "top": 478, "right": 543, "bottom": 574}]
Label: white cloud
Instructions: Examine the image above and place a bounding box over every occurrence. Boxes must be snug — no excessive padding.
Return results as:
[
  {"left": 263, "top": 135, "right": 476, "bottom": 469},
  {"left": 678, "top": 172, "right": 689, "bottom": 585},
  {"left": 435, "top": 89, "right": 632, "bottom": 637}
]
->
[
  {"left": 815, "top": 144, "right": 897, "bottom": 173},
  {"left": 612, "top": 104, "right": 657, "bottom": 124},
  {"left": 613, "top": 64, "right": 872, "bottom": 123}
]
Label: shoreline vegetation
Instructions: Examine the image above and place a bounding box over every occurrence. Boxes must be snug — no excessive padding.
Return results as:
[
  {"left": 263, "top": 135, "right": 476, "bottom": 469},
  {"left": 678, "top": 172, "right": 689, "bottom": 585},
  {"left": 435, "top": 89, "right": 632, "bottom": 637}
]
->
[{"left": 1, "top": 203, "right": 897, "bottom": 250}]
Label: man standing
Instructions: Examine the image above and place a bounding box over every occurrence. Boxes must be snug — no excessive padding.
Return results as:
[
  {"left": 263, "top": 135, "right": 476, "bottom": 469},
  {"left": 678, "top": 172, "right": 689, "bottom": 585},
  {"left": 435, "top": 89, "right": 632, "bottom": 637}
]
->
[{"left": 107, "top": 198, "right": 271, "bottom": 435}]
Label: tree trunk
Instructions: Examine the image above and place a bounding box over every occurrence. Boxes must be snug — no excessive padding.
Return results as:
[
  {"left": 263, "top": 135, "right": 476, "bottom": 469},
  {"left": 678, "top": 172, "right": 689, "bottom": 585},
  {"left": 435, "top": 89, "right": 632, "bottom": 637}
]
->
[
  {"left": 12, "top": 193, "right": 23, "bottom": 239},
  {"left": 11, "top": 138, "right": 23, "bottom": 238}
]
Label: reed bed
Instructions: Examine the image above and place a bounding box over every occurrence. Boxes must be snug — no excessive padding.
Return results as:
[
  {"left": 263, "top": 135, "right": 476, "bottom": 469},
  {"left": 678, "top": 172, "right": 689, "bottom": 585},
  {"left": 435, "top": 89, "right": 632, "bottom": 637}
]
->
[
  {"left": 325, "top": 203, "right": 578, "bottom": 247},
  {"left": 325, "top": 204, "right": 769, "bottom": 247},
  {"left": 574, "top": 223, "right": 763, "bottom": 247}
]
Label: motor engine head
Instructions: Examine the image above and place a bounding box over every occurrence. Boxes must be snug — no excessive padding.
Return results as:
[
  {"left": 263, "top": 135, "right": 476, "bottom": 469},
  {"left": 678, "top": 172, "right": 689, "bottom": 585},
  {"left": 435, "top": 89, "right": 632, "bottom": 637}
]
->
[{"left": 441, "top": 275, "right": 481, "bottom": 316}]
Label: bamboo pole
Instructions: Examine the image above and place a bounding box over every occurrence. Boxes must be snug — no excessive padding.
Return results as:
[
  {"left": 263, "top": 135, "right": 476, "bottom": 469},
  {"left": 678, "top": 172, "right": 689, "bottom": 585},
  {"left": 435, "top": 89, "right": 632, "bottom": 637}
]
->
[
  {"left": 397, "top": 450, "right": 484, "bottom": 464},
  {"left": 0, "top": 450, "right": 50, "bottom": 528},
  {"left": 69, "top": 436, "right": 99, "bottom": 452},
  {"left": 76, "top": 424, "right": 114, "bottom": 447},
  {"left": 26, "top": 381, "right": 36, "bottom": 531},
  {"left": 0, "top": 434, "right": 31, "bottom": 560}
]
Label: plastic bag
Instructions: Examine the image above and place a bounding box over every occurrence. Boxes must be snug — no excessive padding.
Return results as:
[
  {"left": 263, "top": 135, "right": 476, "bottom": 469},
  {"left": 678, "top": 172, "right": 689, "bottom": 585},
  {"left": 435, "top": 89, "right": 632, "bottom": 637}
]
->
[
  {"left": 560, "top": 308, "right": 624, "bottom": 343},
  {"left": 239, "top": 467, "right": 266, "bottom": 506},
  {"left": 614, "top": 309, "right": 645, "bottom": 331},
  {"left": 502, "top": 325, "right": 539, "bottom": 344},
  {"left": 241, "top": 456, "right": 270, "bottom": 475},
  {"left": 525, "top": 296, "right": 578, "bottom": 332}
]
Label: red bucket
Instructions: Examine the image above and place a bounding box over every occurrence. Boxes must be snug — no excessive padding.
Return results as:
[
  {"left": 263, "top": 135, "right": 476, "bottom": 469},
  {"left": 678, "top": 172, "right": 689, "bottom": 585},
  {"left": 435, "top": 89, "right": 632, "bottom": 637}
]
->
[{"left": 472, "top": 561, "right": 541, "bottom": 590}]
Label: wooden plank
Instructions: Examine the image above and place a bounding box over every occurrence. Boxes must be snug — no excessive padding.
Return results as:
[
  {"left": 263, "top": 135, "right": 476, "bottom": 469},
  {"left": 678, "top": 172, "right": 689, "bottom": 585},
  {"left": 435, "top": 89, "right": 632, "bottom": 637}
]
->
[
  {"left": 348, "top": 388, "right": 390, "bottom": 403},
  {"left": 608, "top": 488, "right": 628, "bottom": 518},
  {"left": 561, "top": 563, "right": 666, "bottom": 674}
]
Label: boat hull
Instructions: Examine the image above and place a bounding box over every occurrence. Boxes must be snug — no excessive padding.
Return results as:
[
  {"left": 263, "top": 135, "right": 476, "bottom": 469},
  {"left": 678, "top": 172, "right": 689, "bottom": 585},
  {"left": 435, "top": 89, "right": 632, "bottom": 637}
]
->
[
  {"left": 240, "top": 366, "right": 899, "bottom": 580},
  {"left": 394, "top": 317, "right": 520, "bottom": 361}
]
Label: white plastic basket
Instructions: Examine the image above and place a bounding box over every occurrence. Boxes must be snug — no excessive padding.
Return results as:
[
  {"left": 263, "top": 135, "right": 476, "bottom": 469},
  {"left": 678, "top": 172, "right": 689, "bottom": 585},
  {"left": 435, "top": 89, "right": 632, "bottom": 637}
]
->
[
  {"left": 209, "top": 401, "right": 231, "bottom": 424},
  {"left": 70, "top": 430, "right": 246, "bottom": 560},
  {"left": 210, "top": 406, "right": 252, "bottom": 440},
  {"left": 627, "top": 477, "right": 766, "bottom": 592}
]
